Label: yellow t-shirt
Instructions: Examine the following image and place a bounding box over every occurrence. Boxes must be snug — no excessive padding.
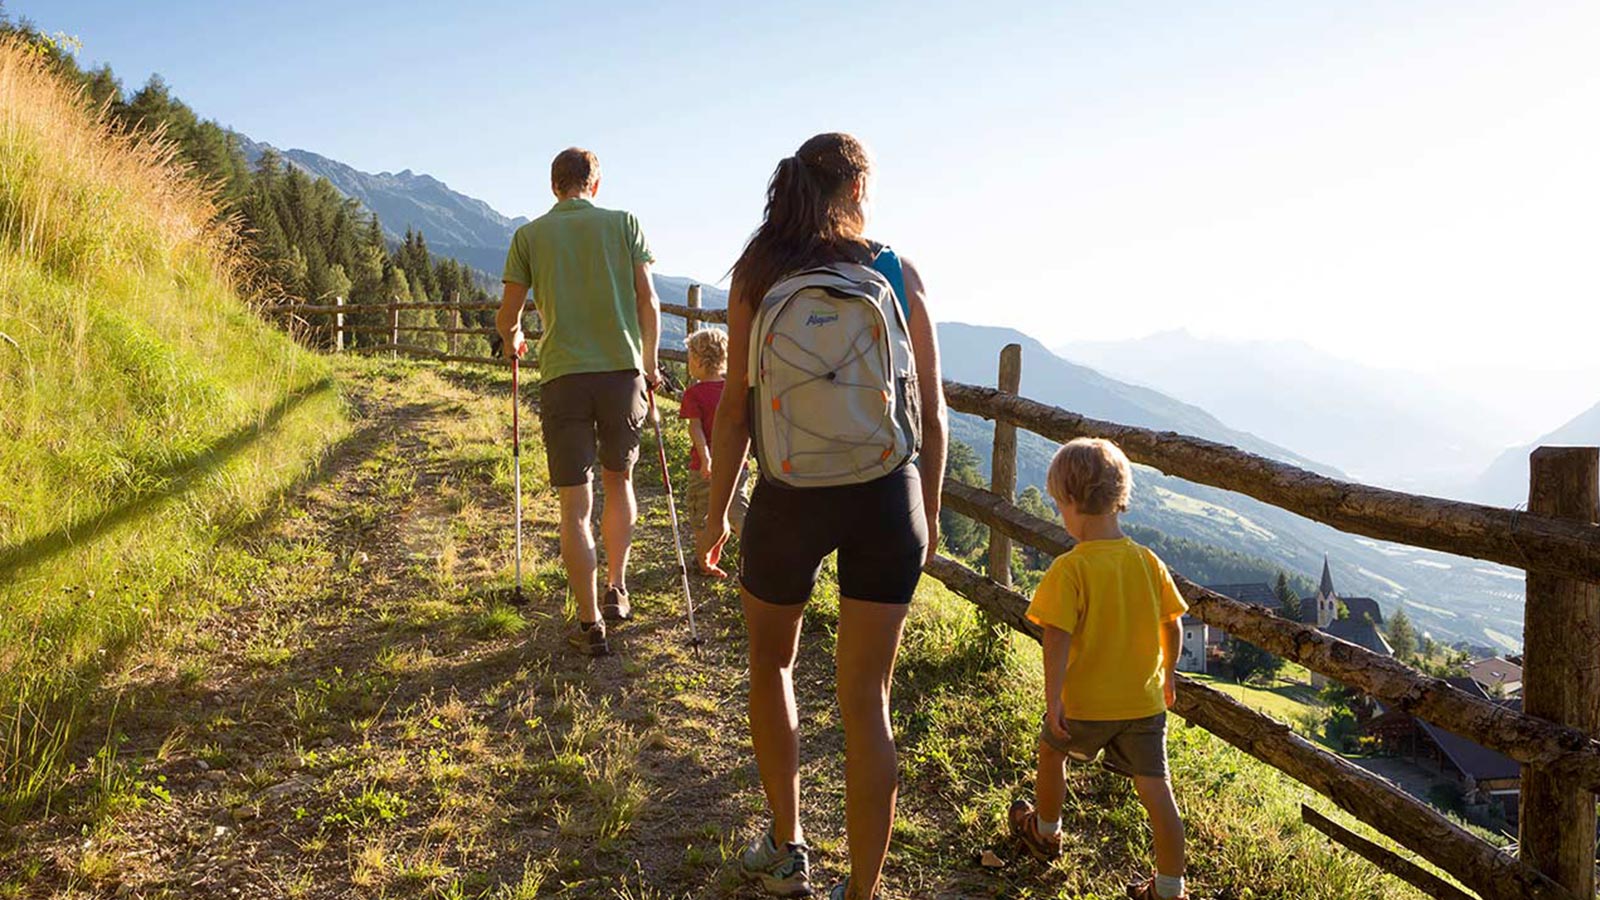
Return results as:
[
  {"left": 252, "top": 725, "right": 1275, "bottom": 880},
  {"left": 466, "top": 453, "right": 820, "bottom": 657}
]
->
[{"left": 1025, "top": 537, "right": 1189, "bottom": 721}]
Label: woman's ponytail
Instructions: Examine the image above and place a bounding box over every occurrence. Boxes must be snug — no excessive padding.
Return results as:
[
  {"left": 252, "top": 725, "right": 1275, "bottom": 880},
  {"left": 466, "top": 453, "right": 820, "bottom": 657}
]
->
[{"left": 732, "top": 134, "right": 873, "bottom": 307}]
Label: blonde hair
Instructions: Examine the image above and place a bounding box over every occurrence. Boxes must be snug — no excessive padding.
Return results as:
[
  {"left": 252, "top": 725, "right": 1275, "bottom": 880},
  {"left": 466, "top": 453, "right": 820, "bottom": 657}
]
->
[
  {"left": 1047, "top": 438, "right": 1132, "bottom": 515},
  {"left": 684, "top": 327, "right": 729, "bottom": 376}
]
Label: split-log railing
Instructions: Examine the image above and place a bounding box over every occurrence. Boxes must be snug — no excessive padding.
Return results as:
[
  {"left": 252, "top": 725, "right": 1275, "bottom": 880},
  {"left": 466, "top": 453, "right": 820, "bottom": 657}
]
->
[{"left": 278, "top": 289, "right": 1599, "bottom": 900}]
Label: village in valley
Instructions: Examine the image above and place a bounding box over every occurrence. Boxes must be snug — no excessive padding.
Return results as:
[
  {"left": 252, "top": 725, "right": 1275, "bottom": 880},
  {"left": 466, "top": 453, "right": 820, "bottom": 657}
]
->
[{"left": 1180, "top": 556, "right": 1526, "bottom": 833}]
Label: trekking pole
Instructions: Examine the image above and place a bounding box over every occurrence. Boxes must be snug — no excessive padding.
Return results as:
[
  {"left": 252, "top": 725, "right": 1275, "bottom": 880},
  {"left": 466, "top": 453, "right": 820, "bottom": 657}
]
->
[
  {"left": 510, "top": 353, "right": 526, "bottom": 606},
  {"left": 647, "top": 389, "right": 702, "bottom": 650}
]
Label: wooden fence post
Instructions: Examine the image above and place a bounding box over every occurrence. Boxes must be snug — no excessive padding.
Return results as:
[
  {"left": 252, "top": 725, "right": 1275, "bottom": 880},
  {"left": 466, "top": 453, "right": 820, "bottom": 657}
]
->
[
  {"left": 987, "top": 343, "right": 1023, "bottom": 587},
  {"left": 448, "top": 292, "right": 459, "bottom": 357},
  {"left": 333, "top": 295, "right": 344, "bottom": 352},
  {"left": 390, "top": 300, "right": 400, "bottom": 361},
  {"left": 686, "top": 284, "right": 702, "bottom": 337},
  {"left": 1520, "top": 445, "right": 1600, "bottom": 898}
]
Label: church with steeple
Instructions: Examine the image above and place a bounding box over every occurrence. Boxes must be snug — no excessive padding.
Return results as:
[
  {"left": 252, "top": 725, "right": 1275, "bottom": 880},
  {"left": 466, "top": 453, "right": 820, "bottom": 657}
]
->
[{"left": 1300, "top": 555, "right": 1393, "bottom": 686}]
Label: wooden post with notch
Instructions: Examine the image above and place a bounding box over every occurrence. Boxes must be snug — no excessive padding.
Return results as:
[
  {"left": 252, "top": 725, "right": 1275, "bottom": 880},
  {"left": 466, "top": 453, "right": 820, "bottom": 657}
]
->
[
  {"left": 1520, "top": 445, "right": 1600, "bottom": 899},
  {"left": 686, "top": 283, "right": 702, "bottom": 337},
  {"left": 987, "top": 343, "right": 1023, "bottom": 587},
  {"left": 390, "top": 299, "right": 400, "bottom": 361},
  {"left": 448, "top": 292, "right": 459, "bottom": 357},
  {"left": 333, "top": 295, "right": 344, "bottom": 352}
]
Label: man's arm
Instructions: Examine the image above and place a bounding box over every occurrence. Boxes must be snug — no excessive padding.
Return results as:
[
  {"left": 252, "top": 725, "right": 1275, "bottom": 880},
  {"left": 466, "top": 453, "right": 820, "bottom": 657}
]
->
[
  {"left": 633, "top": 263, "right": 660, "bottom": 385},
  {"left": 1161, "top": 618, "right": 1182, "bottom": 708},
  {"left": 902, "top": 257, "right": 947, "bottom": 564},
  {"left": 497, "top": 282, "right": 527, "bottom": 358},
  {"left": 1043, "top": 624, "right": 1074, "bottom": 738}
]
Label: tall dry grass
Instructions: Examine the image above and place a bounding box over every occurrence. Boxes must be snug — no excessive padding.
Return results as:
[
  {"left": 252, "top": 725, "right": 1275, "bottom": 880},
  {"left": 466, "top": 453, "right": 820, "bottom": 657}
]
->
[{"left": 0, "top": 36, "right": 349, "bottom": 819}]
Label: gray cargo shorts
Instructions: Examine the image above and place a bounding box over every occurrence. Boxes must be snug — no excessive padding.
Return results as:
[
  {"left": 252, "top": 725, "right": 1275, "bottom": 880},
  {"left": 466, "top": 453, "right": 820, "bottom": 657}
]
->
[
  {"left": 1040, "top": 712, "right": 1169, "bottom": 779},
  {"left": 540, "top": 370, "right": 648, "bottom": 488}
]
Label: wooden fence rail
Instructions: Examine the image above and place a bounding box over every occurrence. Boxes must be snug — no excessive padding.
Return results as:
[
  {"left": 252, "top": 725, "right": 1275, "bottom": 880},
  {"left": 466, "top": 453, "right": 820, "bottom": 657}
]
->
[
  {"left": 941, "top": 480, "right": 1600, "bottom": 791},
  {"left": 943, "top": 382, "right": 1600, "bottom": 585}
]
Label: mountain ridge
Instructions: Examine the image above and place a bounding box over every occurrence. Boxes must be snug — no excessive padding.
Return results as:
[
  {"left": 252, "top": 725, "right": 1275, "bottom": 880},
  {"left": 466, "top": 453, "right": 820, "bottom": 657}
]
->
[
  {"left": 235, "top": 135, "right": 526, "bottom": 275},
  {"left": 1058, "top": 329, "right": 1505, "bottom": 495},
  {"left": 1474, "top": 400, "right": 1600, "bottom": 505}
]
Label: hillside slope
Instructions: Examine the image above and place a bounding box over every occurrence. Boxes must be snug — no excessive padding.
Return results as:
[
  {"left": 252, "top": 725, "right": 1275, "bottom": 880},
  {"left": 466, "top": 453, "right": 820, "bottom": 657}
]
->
[
  {"left": 941, "top": 323, "right": 1336, "bottom": 473},
  {"left": 0, "top": 38, "right": 350, "bottom": 815},
  {"left": 942, "top": 328, "right": 1526, "bottom": 649},
  {"left": 1474, "top": 400, "right": 1600, "bottom": 505},
  {"left": 1060, "top": 330, "right": 1503, "bottom": 493}
]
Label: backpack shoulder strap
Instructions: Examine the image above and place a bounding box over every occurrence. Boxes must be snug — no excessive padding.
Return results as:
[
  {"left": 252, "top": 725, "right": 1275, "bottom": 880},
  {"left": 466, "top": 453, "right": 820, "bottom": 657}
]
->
[{"left": 868, "top": 242, "right": 910, "bottom": 322}]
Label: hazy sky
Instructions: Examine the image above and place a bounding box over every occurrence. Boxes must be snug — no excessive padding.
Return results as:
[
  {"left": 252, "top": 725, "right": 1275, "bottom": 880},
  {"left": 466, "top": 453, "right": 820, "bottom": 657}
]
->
[{"left": 18, "top": 0, "right": 1600, "bottom": 431}]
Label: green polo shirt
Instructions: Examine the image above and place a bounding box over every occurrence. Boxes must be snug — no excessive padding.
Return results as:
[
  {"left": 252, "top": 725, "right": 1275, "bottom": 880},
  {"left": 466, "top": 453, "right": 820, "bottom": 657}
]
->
[{"left": 503, "top": 198, "right": 655, "bottom": 383}]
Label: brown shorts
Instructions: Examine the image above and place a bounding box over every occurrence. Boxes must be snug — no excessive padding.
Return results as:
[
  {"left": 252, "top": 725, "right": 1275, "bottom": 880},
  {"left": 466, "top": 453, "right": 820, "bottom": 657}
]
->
[
  {"left": 1040, "top": 712, "right": 1169, "bottom": 779},
  {"left": 540, "top": 370, "right": 648, "bottom": 487}
]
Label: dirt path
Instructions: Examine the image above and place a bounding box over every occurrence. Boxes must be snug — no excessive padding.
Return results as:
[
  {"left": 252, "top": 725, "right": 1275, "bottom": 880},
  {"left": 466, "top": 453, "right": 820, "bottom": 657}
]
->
[{"left": 0, "top": 362, "right": 1007, "bottom": 899}]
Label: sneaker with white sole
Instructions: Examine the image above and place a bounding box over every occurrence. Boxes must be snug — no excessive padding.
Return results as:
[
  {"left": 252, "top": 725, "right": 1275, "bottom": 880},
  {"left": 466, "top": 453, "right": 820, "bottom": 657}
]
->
[{"left": 739, "top": 830, "right": 812, "bottom": 897}]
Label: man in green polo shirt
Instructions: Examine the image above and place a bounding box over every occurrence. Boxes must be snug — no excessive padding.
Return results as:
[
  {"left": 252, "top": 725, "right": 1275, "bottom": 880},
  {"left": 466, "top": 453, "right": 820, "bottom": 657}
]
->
[{"left": 498, "top": 147, "right": 660, "bottom": 657}]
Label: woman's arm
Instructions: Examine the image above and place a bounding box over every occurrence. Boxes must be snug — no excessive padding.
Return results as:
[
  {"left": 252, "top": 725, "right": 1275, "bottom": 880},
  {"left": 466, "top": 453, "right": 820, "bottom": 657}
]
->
[
  {"left": 902, "top": 257, "right": 947, "bottom": 564},
  {"left": 695, "top": 285, "right": 755, "bottom": 571}
]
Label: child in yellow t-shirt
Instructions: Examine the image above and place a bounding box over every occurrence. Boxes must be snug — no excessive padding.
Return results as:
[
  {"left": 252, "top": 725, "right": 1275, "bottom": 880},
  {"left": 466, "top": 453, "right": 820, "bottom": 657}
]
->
[{"left": 1009, "top": 438, "right": 1191, "bottom": 900}]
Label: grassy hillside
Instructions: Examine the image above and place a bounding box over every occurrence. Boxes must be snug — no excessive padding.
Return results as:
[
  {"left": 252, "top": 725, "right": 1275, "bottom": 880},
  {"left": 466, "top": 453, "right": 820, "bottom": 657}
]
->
[{"left": 0, "top": 36, "right": 349, "bottom": 817}]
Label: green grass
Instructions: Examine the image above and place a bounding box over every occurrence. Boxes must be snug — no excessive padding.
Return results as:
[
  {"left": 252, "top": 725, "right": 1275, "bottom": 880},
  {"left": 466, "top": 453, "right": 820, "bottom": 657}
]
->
[
  {"left": 1187, "top": 672, "right": 1330, "bottom": 742},
  {"left": 0, "top": 39, "right": 350, "bottom": 819}
]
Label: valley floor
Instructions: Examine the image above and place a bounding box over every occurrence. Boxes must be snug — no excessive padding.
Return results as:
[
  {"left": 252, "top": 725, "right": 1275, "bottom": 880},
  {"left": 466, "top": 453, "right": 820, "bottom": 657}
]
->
[{"left": 1, "top": 360, "right": 1424, "bottom": 899}]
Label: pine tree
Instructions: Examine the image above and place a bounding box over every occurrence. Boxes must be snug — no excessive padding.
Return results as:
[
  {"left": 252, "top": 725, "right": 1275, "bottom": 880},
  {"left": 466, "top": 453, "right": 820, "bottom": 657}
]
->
[
  {"left": 1275, "top": 571, "right": 1300, "bottom": 620},
  {"left": 1387, "top": 608, "right": 1417, "bottom": 663},
  {"left": 938, "top": 441, "right": 987, "bottom": 559}
]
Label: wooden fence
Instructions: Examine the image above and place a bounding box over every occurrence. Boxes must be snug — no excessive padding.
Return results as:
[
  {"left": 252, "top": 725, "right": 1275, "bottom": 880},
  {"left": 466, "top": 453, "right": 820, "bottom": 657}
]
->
[{"left": 277, "top": 291, "right": 1600, "bottom": 900}]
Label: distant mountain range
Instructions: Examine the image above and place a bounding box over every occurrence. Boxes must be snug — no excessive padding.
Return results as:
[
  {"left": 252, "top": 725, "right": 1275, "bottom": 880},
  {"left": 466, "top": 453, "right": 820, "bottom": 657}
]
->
[
  {"left": 235, "top": 136, "right": 525, "bottom": 276},
  {"left": 1474, "top": 400, "right": 1600, "bottom": 506},
  {"left": 1059, "top": 331, "right": 1506, "bottom": 496},
  {"left": 949, "top": 324, "right": 1525, "bottom": 651},
  {"left": 236, "top": 136, "right": 1531, "bottom": 650}
]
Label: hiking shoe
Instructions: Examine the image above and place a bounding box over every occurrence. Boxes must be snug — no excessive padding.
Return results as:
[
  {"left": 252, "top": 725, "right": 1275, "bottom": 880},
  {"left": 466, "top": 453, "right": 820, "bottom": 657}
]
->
[
  {"left": 739, "top": 830, "right": 812, "bottom": 897},
  {"left": 1008, "top": 799, "right": 1062, "bottom": 862},
  {"left": 601, "top": 584, "right": 632, "bottom": 621},
  {"left": 1127, "top": 877, "right": 1188, "bottom": 900},
  {"left": 567, "top": 620, "right": 609, "bottom": 657}
]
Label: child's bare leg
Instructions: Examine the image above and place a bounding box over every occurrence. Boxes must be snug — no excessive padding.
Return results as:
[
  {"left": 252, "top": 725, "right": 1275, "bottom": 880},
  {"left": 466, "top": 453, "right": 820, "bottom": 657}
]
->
[
  {"left": 1133, "top": 775, "right": 1185, "bottom": 878},
  {"left": 1035, "top": 741, "right": 1068, "bottom": 823}
]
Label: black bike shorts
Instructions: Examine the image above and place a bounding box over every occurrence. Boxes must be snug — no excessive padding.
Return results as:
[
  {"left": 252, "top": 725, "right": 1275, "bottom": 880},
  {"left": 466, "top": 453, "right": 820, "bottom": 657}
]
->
[{"left": 740, "top": 465, "right": 928, "bottom": 606}]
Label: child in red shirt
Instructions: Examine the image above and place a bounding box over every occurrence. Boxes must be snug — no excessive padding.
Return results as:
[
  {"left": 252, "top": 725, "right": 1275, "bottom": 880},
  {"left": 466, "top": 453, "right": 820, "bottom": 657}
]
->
[{"left": 681, "top": 328, "right": 749, "bottom": 537}]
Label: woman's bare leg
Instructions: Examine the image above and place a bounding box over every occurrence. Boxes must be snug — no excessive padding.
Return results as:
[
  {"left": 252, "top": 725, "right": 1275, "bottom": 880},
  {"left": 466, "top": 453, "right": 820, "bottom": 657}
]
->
[
  {"left": 743, "top": 589, "right": 807, "bottom": 844},
  {"left": 835, "top": 596, "right": 911, "bottom": 899}
]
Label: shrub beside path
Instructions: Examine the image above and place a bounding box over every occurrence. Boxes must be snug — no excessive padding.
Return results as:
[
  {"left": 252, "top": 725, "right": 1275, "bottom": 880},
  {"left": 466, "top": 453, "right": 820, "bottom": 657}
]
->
[{"left": 1, "top": 360, "right": 1419, "bottom": 899}]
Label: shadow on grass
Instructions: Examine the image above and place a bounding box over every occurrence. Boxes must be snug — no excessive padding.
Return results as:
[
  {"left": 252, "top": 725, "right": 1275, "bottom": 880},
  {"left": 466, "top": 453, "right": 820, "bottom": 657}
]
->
[{"left": 0, "top": 376, "right": 339, "bottom": 582}]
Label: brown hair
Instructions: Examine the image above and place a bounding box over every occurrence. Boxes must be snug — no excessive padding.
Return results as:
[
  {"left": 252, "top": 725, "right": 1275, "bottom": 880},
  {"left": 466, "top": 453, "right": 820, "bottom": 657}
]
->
[
  {"left": 551, "top": 147, "right": 600, "bottom": 196},
  {"left": 684, "top": 327, "right": 729, "bottom": 376},
  {"left": 730, "top": 132, "right": 872, "bottom": 306},
  {"left": 1047, "top": 438, "right": 1133, "bottom": 515}
]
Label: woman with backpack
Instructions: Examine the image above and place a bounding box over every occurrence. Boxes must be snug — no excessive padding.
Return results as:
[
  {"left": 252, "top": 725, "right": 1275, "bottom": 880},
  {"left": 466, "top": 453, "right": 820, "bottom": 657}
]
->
[{"left": 695, "top": 133, "right": 948, "bottom": 900}]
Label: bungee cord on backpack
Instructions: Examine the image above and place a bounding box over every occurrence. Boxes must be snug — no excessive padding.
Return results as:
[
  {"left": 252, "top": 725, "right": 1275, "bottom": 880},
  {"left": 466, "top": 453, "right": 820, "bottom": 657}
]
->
[{"left": 763, "top": 318, "right": 897, "bottom": 481}]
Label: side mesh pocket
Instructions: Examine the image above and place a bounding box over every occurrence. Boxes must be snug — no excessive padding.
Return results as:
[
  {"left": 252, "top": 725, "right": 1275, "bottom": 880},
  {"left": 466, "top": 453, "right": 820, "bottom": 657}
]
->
[{"left": 898, "top": 372, "right": 922, "bottom": 455}]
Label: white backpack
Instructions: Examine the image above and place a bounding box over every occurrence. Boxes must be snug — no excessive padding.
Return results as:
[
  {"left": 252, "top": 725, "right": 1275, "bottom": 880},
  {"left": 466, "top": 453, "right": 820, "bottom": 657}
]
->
[{"left": 749, "top": 257, "right": 920, "bottom": 488}]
